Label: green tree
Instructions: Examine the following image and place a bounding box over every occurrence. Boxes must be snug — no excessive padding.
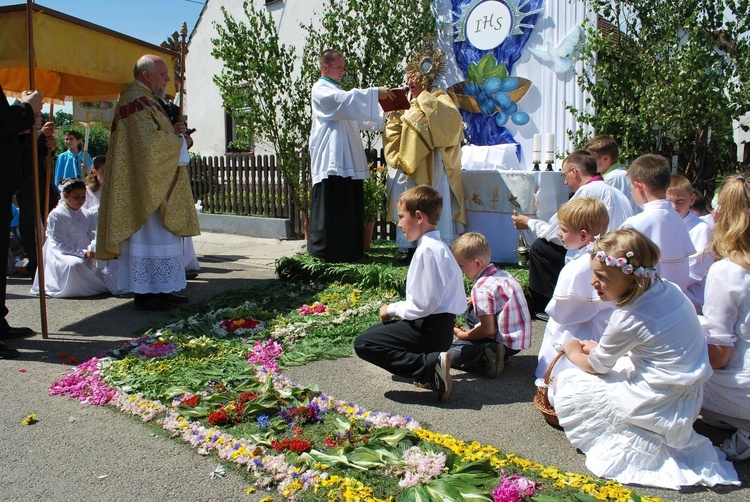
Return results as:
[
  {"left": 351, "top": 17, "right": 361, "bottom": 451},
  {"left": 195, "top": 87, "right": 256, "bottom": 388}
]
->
[
  {"left": 568, "top": 0, "right": 750, "bottom": 196},
  {"left": 301, "top": 0, "right": 435, "bottom": 150},
  {"left": 212, "top": 1, "right": 312, "bottom": 224},
  {"left": 211, "top": 0, "right": 435, "bottom": 225}
]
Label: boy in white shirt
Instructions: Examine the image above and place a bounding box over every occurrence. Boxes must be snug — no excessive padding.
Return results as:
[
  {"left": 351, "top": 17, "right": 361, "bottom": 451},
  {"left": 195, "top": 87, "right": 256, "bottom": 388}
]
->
[
  {"left": 666, "top": 174, "right": 713, "bottom": 312},
  {"left": 354, "top": 185, "right": 466, "bottom": 402},
  {"left": 535, "top": 197, "right": 613, "bottom": 385},
  {"left": 585, "top": 135, "right": 639, "bottom": 214},
  {"left": 621, "top": 154, "right": 695, "bottom": 294}
]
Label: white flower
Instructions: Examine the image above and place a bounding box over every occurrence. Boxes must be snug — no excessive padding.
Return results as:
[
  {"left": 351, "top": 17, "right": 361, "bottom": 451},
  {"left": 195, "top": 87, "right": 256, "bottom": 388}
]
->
[{"left": 210, "top": 464, "right": 226, "bottom": 479}]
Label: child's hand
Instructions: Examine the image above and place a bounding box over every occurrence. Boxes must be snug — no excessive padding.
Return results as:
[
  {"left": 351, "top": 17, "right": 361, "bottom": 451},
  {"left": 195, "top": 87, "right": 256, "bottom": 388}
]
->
[
  {"left": 581, "top": 340, "right": 598, "bottom": 354},
  {"left": 562, "top": 338, "right": 583, "bottom": 356},
  {"left": 454, "top": 327, "right": 467, "bottom": 339},
  {"left": 379, "top": 305, "right": 392, "bottom": 323}
]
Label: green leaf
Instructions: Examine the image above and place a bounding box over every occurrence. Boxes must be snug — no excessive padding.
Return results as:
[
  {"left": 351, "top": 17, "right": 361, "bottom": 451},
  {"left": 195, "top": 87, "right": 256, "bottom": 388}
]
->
[
  {"left": 573, "top": 493, "right": 600, "bottom": 502},
  {"left": 530, "top": 495, "right": 568, "bottom": 502},
  {"left": 402, "top": 484, "right": 433, "bottom": 502},
  {"left": 424, "top": 478, "right": 470, "bottom": 501}
]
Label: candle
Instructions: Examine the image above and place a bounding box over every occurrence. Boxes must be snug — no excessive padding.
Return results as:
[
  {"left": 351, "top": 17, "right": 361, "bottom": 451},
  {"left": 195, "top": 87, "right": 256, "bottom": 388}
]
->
[
  {"left": 545, "top": 133, "right": 555, "bottom": 163},
  {"left": 532, "top": 134, "right": 542, "bottom": 163}
]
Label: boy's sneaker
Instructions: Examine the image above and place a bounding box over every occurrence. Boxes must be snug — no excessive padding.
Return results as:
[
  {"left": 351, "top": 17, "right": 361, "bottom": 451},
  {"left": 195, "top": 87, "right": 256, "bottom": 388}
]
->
[
  {"left": 433, "top": 352, "right": 452, "bottom": 402},
  {"left": 484, "top": 343, "right": 506, "bottom": 379}
]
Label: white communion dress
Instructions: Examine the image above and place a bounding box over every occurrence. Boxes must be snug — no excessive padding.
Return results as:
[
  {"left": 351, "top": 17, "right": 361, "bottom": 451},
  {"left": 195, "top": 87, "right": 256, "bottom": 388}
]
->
[
  {"left": 31, "top": 203, "right": 110, "bottom": 298},
  {"left": 549, "top": 279, "right": 739, "bottom": 489}
]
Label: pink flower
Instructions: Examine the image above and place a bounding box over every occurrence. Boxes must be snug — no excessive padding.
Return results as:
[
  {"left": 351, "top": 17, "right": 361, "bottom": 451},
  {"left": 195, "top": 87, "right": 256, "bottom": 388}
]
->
[
  {"left": 493, "top": 472, "right": 540, "bottom": 501},
  {"left": 298, "top": 303, "right": 327, "bottom": 315},
  {"left": 246, "top": 339, "right": 284, "bottom": 373},
  {"left": 615, "top": 257, "right": 628, "bottom": 266}
]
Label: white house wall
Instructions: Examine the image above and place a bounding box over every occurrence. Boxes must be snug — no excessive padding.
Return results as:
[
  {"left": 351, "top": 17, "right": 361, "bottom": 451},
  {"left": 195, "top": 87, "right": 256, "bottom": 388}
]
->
[
  {"left": 187, "top": 0, "right": 595, "bottom": 162},
  {"left": 186, "top": 0, "right": 323, "bottom": 157}
]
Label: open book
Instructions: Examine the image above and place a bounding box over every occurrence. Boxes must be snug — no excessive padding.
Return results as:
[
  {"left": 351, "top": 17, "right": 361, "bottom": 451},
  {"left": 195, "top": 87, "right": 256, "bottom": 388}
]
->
[{"left": 378, "top": 88, "right": 410, "bottom": 112}]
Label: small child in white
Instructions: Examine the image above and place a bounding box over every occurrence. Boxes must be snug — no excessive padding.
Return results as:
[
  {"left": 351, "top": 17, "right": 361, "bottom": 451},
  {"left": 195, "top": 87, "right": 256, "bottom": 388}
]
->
[
  {"left": 535, "top": 197, "right": 613, "bottom": 385},
  {"left": 449, "top": 232, "right": 531, "bottom": 378},
  {"left": 550, "top": 228, "right": 738, "bottom": 489},
  {"left": 31, "top": 178, "right": 109, "bottom": 298},
  {"left": 666, "top": 174, "right": 713, "bottom": 313}
]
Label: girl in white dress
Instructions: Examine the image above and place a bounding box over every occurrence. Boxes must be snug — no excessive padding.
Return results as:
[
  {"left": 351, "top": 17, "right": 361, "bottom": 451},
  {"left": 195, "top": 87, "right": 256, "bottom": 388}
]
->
[
  {"left": 31, "top": 179, "right": 110, "bottom": 298},
  {"left": 550, "top": 228, "right": 738, "bottom": 489},
  {"left": 699, "top": 174, "right": 750, "bottom": 460},
  {"left": 82, "top": 155, "right": 105, "bottom": 210}
]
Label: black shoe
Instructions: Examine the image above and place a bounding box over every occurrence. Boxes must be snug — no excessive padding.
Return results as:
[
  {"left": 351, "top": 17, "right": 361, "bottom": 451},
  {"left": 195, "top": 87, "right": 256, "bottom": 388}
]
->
[
  {"left": 0, "top": 341, "right": 20, "bottom": 359},
  {"left": 533, "top": 312, "right": 550, "bottom": 322},
  {"left": 185, "top": 271, "right": 199, "bottom": 280},
  {"left": 160, "top": 293, "right": 190, "bottom": 305},
  {"left": 0, "top": 326, "right": 35, "bottom": 340},
  {"left": 134, "top": 294, "right": 175, "bottom": 312},
  {"left": 433, "top": 352, "right": 452, "bottom": 403}
]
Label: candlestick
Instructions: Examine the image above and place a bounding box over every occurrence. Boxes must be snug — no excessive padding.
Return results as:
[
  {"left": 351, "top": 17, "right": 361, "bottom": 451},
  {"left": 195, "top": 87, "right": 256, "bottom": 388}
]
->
[
  {"left": 532, "top": 134, "right": 542, "bottom": 164},
  {"left": 544, "top": 133, "right": 555, "bottom": 163}
]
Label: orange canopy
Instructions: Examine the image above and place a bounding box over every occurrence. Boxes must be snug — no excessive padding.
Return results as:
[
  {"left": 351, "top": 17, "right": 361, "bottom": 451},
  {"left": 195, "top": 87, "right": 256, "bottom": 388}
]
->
[{"left": 0, "top": 3, "right": 178, "bottom": 103}]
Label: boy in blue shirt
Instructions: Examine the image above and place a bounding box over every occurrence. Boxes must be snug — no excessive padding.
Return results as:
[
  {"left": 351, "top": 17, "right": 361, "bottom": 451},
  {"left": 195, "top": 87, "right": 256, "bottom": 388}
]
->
[{"left": 354, "top": 185, "right": 466, "bottom": 402}]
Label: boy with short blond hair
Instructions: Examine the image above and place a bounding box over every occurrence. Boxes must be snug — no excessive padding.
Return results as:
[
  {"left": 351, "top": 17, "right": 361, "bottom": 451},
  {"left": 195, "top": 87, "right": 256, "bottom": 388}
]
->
[
  {"left": 535, "top": 197, "right": 613, "bottom": 384},
  {"left": 354, "top": 185, "right": 466, "bottom": 402},
  {"left": 621, "top": 154, "right": 695, "bottom": 294},
  {"left": 667, "top": 174, "right": 713, "bottom": 312},
  {"left": 585, "top": 135, "right": 639, "bottom": 213},
  {"left": 449, "top": 232, "right": 531, "bottom": 379}
]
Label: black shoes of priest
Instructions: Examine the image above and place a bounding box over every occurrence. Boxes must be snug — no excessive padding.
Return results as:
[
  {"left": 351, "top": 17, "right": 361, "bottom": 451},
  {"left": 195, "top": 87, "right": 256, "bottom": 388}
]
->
[
  {"left": 0, "top": 342, "right": 19, "bottom": 359},
  {"left": 134, "top": 293, "right": 189, "bottom": 311},
  {"left": 0, "top": 325, "right": 34, "bottom": 340}
]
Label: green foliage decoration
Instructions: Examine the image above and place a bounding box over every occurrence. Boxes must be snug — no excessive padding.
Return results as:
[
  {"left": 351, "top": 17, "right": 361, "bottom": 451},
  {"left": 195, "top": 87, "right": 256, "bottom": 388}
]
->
[
  {"left": 211, "top": 1, "right": 312, "bottom": 223},
  {"left": 568, "top": 0, "right": 750, "bottom": 197}
]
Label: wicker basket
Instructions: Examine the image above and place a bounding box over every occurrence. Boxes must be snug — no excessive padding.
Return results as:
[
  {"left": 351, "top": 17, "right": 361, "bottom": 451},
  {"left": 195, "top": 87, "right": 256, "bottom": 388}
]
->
[{"left": 533, "top": 351, "right": 566, "bottom": 427}]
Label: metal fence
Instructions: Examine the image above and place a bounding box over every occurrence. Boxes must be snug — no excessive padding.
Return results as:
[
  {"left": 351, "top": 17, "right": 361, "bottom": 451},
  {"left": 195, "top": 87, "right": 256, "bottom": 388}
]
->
[{"left": 188, "top": 151, "right": 396, "bottom": 240}]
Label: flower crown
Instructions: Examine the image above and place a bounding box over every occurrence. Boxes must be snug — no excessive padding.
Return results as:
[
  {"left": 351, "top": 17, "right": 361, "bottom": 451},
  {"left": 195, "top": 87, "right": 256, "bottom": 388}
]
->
[
  {"left": 587, "top": 240, "right": 658, "bottom": 279},
  {"left": 60, "top": 177, "right": 85, "bottom": 191}
]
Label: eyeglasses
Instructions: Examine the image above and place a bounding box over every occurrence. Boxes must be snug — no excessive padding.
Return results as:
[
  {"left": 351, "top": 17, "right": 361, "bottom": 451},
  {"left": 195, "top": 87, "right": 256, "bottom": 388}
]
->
[{"left": 561, "top": 169, "right": 573, "bottom": 178}]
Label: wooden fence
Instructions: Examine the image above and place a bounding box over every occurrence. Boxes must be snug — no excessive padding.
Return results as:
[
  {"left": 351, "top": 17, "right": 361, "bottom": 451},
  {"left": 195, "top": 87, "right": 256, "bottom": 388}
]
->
[{"left": 188, "top": 151, "right": 396, "bottom": 240}]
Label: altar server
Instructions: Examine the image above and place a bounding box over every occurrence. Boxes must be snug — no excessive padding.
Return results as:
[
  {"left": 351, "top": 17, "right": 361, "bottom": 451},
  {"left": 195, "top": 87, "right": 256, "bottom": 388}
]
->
[{"left": 307, "top": 49, "right": 393, "bottom": 262}]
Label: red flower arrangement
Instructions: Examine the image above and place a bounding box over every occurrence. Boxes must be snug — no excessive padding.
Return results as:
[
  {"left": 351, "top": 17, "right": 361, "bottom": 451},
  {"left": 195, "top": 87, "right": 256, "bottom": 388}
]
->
[
  {"left": 238, "top": 391, "right": 260, "bottom": 404},
  {"left": 217, "top": 317, "right": 262, "bottom": 334},
  {"left": 206, "top": 401, "right": 245, "bottom": 426},
  {"left": 271, "top": 437, "right": 313, "bottom": 454},
  {"left": 180, "top": 394, "right": 199, "bottom": 408}
]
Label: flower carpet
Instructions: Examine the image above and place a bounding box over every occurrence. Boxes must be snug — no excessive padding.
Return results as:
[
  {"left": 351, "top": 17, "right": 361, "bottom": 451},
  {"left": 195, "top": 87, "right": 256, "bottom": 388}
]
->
[{"left": 49, "top": 279, "right": 660, "bottom": 502}]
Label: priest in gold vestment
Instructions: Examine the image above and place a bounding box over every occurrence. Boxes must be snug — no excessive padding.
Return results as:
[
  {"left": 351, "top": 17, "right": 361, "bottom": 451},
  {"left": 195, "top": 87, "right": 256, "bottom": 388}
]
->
[
  {"left": 384, "top": 43, "right": 466, "bottom": 250},
  {"left": 96, "top": 55, "right": 199, "bottom": 311}
]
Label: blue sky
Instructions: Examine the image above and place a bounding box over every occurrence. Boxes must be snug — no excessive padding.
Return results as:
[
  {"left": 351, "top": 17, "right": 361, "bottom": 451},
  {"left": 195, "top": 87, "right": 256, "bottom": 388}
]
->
[
  {"left": 0, "top": 0, "right": 206, "bottom": 45},
  {"left": 1, "top": 0, "right": 206, "bottom": 109}
]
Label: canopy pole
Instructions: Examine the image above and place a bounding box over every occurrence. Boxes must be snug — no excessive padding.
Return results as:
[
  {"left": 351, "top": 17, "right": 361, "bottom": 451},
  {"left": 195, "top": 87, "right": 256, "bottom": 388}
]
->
[
  {"left": 43, "top": 102, "right": 53, "bottom": 224},
  {"left": 27, "top": 0, "right": 49, "bottom": 339}
]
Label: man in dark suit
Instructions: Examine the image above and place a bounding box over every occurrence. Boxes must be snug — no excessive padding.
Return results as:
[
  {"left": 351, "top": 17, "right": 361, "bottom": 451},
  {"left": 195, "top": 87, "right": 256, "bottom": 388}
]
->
[{"left": 0, "top": 84, "right": 43, "bottom": 358}]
